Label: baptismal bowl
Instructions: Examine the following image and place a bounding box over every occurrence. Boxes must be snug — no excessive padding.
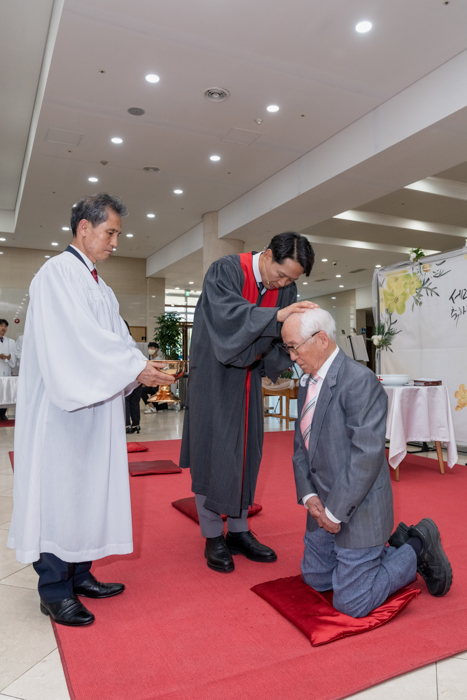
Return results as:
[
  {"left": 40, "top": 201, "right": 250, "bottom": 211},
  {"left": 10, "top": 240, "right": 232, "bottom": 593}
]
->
[{"left": 378, "top": 374, "right": 410, "bottom": 386}]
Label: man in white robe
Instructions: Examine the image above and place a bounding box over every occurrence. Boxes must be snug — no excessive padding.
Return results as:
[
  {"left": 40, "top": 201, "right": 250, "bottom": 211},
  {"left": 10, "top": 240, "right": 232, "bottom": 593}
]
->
[
  {"left": 8, "top": 194, "right": 172, "bottom": 626},
  {"left": 0, "top": 319, "right": 16, "bottom": 421}
]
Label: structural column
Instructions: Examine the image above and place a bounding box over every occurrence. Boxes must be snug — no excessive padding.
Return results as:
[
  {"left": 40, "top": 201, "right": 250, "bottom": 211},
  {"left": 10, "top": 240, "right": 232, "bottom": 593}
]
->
[
  {"left": 147, "top": 276, "right": 165, "bottom": 341},
  {"left": 202, "top": 212, "right": 243, "bottom": 276}
]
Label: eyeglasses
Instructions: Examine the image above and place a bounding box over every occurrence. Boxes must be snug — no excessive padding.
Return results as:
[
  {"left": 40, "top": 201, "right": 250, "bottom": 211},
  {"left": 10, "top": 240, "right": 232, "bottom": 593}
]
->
[{"left": 281, "top": 331, "right": 320, "bottom": 355}]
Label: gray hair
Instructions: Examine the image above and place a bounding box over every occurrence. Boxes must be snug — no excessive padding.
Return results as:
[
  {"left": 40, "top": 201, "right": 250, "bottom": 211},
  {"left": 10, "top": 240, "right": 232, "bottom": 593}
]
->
[
  {"left": 300, "top": 308, "right": 336, "bottom": 342},
  {"left": 70, "top": 193, "right": 128, "bottom": 236}
]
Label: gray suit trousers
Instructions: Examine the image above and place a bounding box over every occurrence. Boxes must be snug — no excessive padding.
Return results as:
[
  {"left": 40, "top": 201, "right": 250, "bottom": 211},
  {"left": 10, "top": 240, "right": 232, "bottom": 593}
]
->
[
  {"left": 195, "top": 494, "right": 249, "bottom": 538},
  {"left": 302, "top": 528, "right": 417, "bottom": 618}
]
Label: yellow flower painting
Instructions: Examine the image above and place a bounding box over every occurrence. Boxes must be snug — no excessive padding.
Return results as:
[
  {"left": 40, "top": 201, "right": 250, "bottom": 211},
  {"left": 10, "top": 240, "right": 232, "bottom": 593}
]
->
[{"left": 455, "top": 384, "right": 467, "bottom": 411}]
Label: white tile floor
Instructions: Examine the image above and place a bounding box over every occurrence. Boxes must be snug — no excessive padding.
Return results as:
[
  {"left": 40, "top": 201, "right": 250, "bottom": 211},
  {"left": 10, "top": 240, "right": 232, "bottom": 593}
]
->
[{"left": 0, "top": 407, "right": 465, "bottom": 700}]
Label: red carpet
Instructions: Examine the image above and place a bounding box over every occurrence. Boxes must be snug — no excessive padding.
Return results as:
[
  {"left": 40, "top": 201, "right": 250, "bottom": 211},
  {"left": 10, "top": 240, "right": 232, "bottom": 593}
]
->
[
  {"left": 0, "top": 420, "right": 14, "bottom": 428},
  {"left": 53, "top": 435, "right": 467, "bottom": 700}
]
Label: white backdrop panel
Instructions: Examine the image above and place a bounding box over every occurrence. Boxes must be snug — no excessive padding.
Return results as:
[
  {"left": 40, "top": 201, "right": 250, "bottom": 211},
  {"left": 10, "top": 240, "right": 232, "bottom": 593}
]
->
[{"left": 375, "top": 248, "right": 467, "bottom": 445}]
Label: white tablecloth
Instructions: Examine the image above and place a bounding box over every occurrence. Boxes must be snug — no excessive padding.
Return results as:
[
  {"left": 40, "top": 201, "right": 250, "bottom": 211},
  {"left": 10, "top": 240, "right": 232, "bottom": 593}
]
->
[
  {"left": 0, "top": 377, "right": 18, "bottom": 407},
  {"left": 384, "top": 385, "right": 458, "bottom": 469}
]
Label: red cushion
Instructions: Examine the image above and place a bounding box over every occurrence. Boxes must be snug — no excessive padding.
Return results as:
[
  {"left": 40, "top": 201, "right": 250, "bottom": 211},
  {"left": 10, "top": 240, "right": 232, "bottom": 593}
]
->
[
  {"left": 129, "top": 460, "right": 182, "bottom": 476},
  {"left": 9, "top": 451, "right": 14, "bottom": 471},
  {"left": 171, "top": 496, "right": 263, "bottom": 523},
  {"left": 127, "top": 442, "right": 149, "bottom": 453},
  {"left": 251, "top": 575, "right": 420, "bottom": 646}
]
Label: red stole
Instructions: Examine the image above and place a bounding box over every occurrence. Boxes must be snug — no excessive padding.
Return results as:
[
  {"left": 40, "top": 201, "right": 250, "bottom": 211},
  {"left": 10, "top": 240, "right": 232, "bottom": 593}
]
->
[{"left": 238, "top": 252, "right": 279, "bottom": 484}]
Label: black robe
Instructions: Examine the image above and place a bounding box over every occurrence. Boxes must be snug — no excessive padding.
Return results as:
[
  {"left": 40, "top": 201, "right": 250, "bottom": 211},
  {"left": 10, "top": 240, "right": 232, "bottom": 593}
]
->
[{"left": 179, "top": 253, "right": 296, "bottom": 516}]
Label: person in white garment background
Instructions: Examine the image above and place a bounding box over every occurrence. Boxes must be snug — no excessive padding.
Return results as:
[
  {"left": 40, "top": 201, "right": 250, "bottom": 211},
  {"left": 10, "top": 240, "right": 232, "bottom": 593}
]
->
[
  {"left": 12, "top": 334, "right": 23, "bottom": 376},
  {"left": 8, "top": 193, "right": 173, "bottom": 627},
  {"left": 0, "top": 320, "right": 16, "bottom": 421}
]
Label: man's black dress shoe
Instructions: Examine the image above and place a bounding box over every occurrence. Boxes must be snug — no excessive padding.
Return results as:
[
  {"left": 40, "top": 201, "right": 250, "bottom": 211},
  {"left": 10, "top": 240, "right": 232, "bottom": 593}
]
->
[
  {"left": 74, "top": 573, "right": 125, "bottom": 599},
  {"left": 388, "top": 521, "right": 410, "bottom": 548},
  {"left": 226, "top": 530, "right": 277, "bottom": 563},
  {"left": 409, "top": 518, "right": 453, "bottom": 597},
  {"left": 205, "top": 535, "right": 234, "bottom": 573},
  {"left": 40, "top": 595, "right": 95, "bottom": 627}
]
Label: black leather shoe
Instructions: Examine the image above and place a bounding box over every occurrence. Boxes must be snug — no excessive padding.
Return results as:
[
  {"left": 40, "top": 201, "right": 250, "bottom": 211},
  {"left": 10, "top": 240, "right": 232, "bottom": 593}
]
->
[
  {"left": 205, "top": 535, "right": 234, "bottom": 573},
  {"left": 131, "top": 425, "right": 141, "bottom": 434},
  {"left": 40, "top": 595, "right": 95, "bottom": 626},
  {"left": 226, "top": 530, "right": 277, "bottom": 563},
  {"left": 409, "top": 518, "right": 453, "bottom": 597},
  {"left": 74, "top": 573, "right": 125, "bottom": 599},
  {"left": 388, "top": 521, "right": 410, "bottom": 548}
]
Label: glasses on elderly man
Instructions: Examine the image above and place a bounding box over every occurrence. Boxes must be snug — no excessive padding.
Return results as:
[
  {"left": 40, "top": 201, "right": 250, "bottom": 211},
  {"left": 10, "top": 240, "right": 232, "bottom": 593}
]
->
[{"left": 280, "top": 330, "right": 320, "bottom": 355}]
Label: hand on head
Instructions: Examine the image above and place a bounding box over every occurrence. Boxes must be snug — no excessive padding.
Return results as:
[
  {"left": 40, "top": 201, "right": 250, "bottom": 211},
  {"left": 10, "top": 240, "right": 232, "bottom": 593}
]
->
[{"left": 277, "top": 300, "right": 320, "bottom": 324}]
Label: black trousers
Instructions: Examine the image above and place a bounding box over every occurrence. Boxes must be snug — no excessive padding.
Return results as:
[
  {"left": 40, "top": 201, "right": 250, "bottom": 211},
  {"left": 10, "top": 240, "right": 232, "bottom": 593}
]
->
[
  {"left": 33, "top": 553, "right": 92, "bottom": 603},
  {"left": 125, "top": 384, "right": 143, "bottom": 427},
  {"left": 141, "top": 386, "right": 158, "bottom": 405}
]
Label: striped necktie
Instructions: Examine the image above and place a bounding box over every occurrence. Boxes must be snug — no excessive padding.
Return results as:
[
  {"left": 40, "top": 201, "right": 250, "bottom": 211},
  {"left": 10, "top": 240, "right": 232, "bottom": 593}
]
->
[{"left": 300, "top": 374, "right": 321, "bottom": 449}]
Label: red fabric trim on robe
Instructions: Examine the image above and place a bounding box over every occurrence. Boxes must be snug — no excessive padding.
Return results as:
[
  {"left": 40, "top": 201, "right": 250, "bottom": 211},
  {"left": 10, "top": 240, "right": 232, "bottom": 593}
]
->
[{"left": 238, "top": 252, "right": 279, "bottom": 498}]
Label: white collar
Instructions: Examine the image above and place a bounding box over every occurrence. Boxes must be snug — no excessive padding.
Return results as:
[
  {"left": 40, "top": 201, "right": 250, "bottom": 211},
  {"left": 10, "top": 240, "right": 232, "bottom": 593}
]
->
[
  {"left": 299, "top": 346, "right": 340, "bottom": 386},
  {"left": 70, "top": 244, "right": 96, "bottom": 273},
  {"left": 252, "top": 252, "right": 266, "bottom": 295}
]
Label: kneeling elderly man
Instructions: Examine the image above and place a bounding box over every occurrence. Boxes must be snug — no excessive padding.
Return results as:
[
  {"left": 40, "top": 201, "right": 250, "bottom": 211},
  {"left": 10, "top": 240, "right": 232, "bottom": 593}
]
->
[{"left": 282, "top": 309, "right": 452, "bottom": 618}]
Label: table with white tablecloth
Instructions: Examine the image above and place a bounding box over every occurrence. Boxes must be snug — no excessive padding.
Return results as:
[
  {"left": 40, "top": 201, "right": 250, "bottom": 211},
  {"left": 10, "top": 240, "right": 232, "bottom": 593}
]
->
[
  {"left": 0, "top": 377, "right": 18, "bottom": 407},
  {"left": 384, "top": 385, "right": 458, "bottom": 481}
]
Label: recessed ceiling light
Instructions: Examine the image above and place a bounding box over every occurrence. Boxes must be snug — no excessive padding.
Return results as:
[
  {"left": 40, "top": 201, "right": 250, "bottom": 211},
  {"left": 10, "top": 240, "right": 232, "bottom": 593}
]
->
[
  {"left": 0, "top": 252, "right": 3, "bottom": 255},
  {"left": 267, "top": 105, "right": 279, "bottom": 112},
  {"left": 331, "top": 297, "right": 336, "bottom": 299},
  {"left": 152, "top": 295, "right": 155, "bottom": 298},
  {"left": 210, "top": 155, "right": 221, "bottom": 161},
  {"left": 356, "top": 21, "right": 372, "bottom": 33},
  {"left": 175, "top": 287, "right": 180, "bottom": 290},
  {"left": 45, "top": 255, "right": 50, "bottom": 258},
  {"left": 189, "top": 281, "right": 194, "bottom": 284},
  {"left": 375, "top": 264, "right": 382, "bottom": 268},
  {"left": 339, "top": 285, "right": 344, "bottom": 288},
  {"left": 336, "top": 274, "right": 341, "bottom": 278},
  {"left": 0, "top": 237, "right": 5, "bottom": 241},
  {"left": 174, "top": 189, "right": 183, "bottom": 194},
  {"left": 297, "top": 295, "right": 300, "bottom": 298},
  {"left": 112, "top": 247, "right": 117, "bottom": 251},
  {"left": 145, "top": 74, "right": 160, "bottom": 83},
  {"left": 88, "top": 177, "right": 98, "bottom": 182},
  {"left": 126, "top": 233, "right": 134, "bottom": 238},
  {"left": 321, "top": 258, "right": 328, "bottom": 262},
  {"left": 51, "top": 242, "right": 58, "bottom": 246},
  {"left": 303, "top": 282, "right": 308, "bottom": 285},
  {"left": 62, "top": 227, "right": 69, "bottom": 231},
  {"left": 147, "top": 213, "right": 155, "bottom": 218},
  {"left": 111, "top": 137, "right": 123, "bottom": 144}
]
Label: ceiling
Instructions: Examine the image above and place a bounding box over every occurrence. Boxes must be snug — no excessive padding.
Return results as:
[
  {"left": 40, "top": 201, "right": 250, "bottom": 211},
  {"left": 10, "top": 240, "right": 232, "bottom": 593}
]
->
[{"left": 2, "top": 0, "right": 467, "bottom": 298}]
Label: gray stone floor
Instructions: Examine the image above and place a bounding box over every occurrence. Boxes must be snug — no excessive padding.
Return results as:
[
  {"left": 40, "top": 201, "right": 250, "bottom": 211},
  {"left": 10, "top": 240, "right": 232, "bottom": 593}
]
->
[{"left": 0, "top": 406, "right": 465, "bottom": 699}]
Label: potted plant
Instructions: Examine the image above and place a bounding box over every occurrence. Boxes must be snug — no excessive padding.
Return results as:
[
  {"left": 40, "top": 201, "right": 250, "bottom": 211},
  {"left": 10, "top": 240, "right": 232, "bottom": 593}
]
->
[{"left": 153, "top": 312, "right": 182, "bottom": 360}]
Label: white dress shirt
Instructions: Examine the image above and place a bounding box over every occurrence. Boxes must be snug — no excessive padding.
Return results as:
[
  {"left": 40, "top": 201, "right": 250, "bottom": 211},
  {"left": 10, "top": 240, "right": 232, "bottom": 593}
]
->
[
  {"left": 70, "top": 244, "right": 97, "bottom": 274},
  {"left": 302, "top": 345, "right": 341, "bottom": 523},
  {"left": 252, "top": 252, "right": 267, "bottom": 296}
]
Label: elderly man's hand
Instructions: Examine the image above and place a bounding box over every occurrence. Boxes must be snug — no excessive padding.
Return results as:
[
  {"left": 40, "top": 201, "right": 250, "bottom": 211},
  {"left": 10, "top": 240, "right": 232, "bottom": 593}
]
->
[
  {"left": 305, "top": 495, "right": 324, "bottom": 522},
  {"left": 277, "top": 300, "right": 320, "bottom": 324},
  {"left": 316, "top": 510, "right": 341, "bottom": 534},
  {"left": 137, "top": 361, "right": 175, "bottom": 387}
]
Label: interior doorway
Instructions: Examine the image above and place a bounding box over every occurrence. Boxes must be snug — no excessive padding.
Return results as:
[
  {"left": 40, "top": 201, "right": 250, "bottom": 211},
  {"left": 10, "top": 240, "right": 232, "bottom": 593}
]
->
[{"left": 129, "top": 326, "right": 147, "bottom": 342}]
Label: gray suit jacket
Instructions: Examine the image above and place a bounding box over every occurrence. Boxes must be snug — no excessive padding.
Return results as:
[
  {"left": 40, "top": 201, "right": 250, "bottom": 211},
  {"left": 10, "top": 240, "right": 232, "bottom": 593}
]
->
[{"left": 293, "top": 349, "right": 393, "bottom": 549}]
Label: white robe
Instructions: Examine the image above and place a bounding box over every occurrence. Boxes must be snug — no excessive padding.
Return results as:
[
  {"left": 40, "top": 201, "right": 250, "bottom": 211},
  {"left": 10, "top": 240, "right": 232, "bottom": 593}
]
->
[
  {"left": 8, "top": 250, "right": 147, "bottom": 563},
  {"left": 0, "top": 336, "right": 16, "bottom": 377}
]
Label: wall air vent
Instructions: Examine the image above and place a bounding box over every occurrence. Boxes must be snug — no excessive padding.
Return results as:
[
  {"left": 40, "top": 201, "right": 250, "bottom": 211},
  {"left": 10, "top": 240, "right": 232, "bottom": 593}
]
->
[{"left": 349, "top": 268, "right": 367, "bottom": 273}]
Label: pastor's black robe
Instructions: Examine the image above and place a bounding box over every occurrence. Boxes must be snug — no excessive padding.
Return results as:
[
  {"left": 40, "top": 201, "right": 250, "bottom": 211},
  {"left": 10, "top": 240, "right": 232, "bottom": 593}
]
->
[{"left": 179, "top": 253, "right": 296, "bottom": 516}]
